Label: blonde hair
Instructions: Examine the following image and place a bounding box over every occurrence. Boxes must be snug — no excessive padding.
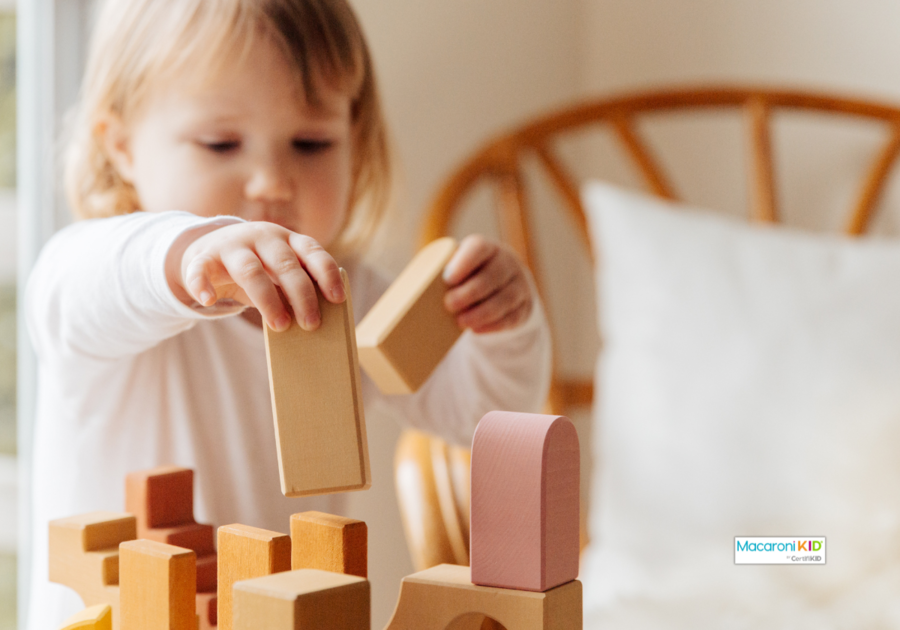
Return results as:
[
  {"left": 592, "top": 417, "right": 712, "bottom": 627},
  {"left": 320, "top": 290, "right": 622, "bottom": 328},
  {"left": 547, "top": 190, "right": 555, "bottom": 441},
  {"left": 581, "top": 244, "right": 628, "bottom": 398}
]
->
[{"left": 65, "top": 0, "right": 391, "bottom": 255}]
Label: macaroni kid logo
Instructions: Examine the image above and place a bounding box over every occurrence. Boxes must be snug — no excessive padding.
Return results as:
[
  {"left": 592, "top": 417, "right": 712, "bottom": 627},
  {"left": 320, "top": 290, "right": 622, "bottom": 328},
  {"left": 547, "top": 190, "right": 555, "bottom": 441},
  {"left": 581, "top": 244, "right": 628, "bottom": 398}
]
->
[{"left": 734, "top": 537, "right": 826, "bottom": 565}]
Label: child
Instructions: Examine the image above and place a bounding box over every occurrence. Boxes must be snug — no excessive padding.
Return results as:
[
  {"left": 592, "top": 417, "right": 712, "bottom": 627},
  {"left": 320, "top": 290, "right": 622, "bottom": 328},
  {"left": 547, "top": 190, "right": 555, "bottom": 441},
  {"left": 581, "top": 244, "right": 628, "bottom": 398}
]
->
[{"left": 25, "top": 0, "right": 551, "bottom": 627}]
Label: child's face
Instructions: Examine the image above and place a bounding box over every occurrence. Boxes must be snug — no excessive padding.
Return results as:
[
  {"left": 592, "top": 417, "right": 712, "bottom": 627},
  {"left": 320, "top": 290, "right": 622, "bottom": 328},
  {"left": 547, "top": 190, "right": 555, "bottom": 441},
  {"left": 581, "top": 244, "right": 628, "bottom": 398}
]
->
[{"left": 107, "top": 36, "right": 354, "bottom": 248}]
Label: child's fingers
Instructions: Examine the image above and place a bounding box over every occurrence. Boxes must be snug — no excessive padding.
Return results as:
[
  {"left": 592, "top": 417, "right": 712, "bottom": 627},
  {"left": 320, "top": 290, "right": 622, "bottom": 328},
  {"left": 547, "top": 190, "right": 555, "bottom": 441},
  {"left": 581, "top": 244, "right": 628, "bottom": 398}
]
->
[
  {"left": 183, "top": 253, "right": 223, "bottom": 306},
  {"left": 221, "top": 249, "right": 292, "bottom": 332},
  {"left": 442, "top": 235, "right": 498, "bottom": 286},
  {"left": 444, "top": 256, "right": 517, "bottom": 315},
  {"left": 456, "top": 278, "right": 530, "bottom": 332},
  {"left": 257, "top": 241, "right": 321, "bottom": 331},
  {"left": 469, "top": 300, "right": 532, "bottom": 334},
  {"left": 289, "top": 233, "right": 345, "bottom": 303}
]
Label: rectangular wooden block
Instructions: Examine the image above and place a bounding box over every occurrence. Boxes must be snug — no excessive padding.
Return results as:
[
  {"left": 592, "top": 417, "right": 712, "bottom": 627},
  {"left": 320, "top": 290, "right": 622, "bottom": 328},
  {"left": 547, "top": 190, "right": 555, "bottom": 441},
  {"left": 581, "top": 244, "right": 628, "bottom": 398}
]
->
[
  {"left": 125, "top": 466, "right": 195, "bottom": 531},
  {"left": 470, "top": 412, "right": 580, "bottom": 592},
  {"left": 356, "top": 237, "right": 460, "bottom": 394},
  {"left": 119, "top": 539, "right": 197, "bottom": 630},
  {"left": 264, "top": 268, "right": 371, "bottom": 497},
  {"left": 147, "top": 523, "right": 215, "bottom": 557},
  {"left": 217, "top": 524, "right": 292, "bottom": 630},
  {"left": 290, "top": 512, "right": 367, "bottom": 578},
  {"left": 233, "top": 569, "right": 369, "bottom": 630}
]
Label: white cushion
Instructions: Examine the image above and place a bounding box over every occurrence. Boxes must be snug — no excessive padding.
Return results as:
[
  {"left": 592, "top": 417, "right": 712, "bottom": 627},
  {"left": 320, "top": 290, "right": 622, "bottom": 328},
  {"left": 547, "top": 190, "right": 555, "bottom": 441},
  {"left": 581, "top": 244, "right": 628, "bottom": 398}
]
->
[{"left": 580, "top": 182, "right": 900, "bottom": 628}]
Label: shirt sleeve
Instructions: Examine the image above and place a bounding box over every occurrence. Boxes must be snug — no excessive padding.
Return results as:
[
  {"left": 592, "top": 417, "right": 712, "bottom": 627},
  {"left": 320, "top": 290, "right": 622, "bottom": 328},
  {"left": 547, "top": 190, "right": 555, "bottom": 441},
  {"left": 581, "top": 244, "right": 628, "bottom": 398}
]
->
[
  {"left": 26, "top": 211, "right": 245, "bottom": 363},
  {"left": 354, "top": 263, "right": 553, "bottom": 447}
]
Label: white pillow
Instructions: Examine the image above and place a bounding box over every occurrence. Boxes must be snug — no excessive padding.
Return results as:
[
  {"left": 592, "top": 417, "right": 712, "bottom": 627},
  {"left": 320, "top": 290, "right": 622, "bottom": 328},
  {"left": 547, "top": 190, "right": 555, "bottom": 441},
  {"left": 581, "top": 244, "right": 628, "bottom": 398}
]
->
[{"left": 580, "top": 182, "right": 900, "bottom": 628}]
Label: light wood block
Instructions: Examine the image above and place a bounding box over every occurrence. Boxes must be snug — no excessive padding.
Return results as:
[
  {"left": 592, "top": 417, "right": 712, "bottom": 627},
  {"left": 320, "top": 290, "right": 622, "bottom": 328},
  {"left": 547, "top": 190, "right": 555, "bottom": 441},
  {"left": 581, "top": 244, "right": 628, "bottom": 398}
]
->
[
  {"left": 125, "top": 467, "right": 195, "bottom": 533},
  {"left": 470, "top": 411, "right": 580, "bottom": 592},
  {"left": 356, "top": 237, "right": 460, "bottom": 394},
  {"left": 384, "top": 564, "right": 581, "bottom": 630},
  {"left": 232, "top": 569, "right": 369, "bottom": 630},
  {"left": 264, "top": 267, "right": 371, "bottom": 497},
  {"left": 290, "top": 512, "right": 367, "bottom": 578},
  {"left": 217, "top": 524, "right": 292, "bottom": 630},
  {"left": 59, "top": 604, "right": 113, "bottom": 630},
  {"left": 119, "top": 539, "right": 197, "bottom": 630},
  {"left": 49, "top": 512, "right": 137, "bottom": 630}
]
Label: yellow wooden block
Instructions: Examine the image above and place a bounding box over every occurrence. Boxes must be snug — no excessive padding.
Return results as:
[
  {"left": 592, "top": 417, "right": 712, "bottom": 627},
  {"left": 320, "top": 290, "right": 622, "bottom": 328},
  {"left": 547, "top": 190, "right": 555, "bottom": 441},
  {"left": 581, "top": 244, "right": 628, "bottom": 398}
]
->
[
  {"left": 356, "top": 237, "right": 460, "bottom": 394},
  {"left": 384, "top": 564, "right": 581, "bottom": 630},
  {"left": 263, "top": 268, "right": 371, "bottom": 497},
  {"left": 290, "top": 512, "right": 367, "bottom": 578},
  {"left": 232, "top": 569, "right": 369, "bottom": 630},
  {"left": 119, "top": 539, "right": 197, "bottom": 630},
  {"left": 59, "top": 604, "right": 112, "bottom": 630},
  {"left": 49, "top": 512, "right": 137, "bottom": 630},
  {"left": 217, "top": 524, "right": 292, "bottom": 630}
]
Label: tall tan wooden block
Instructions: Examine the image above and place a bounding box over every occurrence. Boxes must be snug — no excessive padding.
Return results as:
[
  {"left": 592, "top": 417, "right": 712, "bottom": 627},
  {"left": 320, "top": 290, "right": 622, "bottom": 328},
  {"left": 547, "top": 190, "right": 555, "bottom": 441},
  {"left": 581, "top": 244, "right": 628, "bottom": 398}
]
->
[
  {"left": 264, "top": 268, "right": 371, "bottom": 497},
  {"left": 232, "top": 569, "right": 369, "bottom": 630},
  {"left": 384, "top": 564, "right": 581, "bottom": 630},
  {"left": 119, "top": 539, "right": 197, "bottom": 630},
  {"left": 470, "top": 411, "right": 580, "bottom": 592},
  {"left": 356, "top": 237, "right": 461, "bottom": 394},
  {"left": 217, "top": 524, "right": 292, "bottom": 630},
  {"left": 49, "top": 512, "right": 137, "bottom": 630},
  {"left": 59, "top": 604, "right": 113, "bottom": 630},
  {"left": 290, "top": 512, "right": 367, "bottom": 578}
]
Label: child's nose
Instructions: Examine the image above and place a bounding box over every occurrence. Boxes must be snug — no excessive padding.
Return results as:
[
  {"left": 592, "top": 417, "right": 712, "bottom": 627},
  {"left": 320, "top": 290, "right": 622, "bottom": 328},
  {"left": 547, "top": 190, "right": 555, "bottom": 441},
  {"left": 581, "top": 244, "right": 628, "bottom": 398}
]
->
[{"left": 245, "top": 161, "right": 294, "bottom": 203}]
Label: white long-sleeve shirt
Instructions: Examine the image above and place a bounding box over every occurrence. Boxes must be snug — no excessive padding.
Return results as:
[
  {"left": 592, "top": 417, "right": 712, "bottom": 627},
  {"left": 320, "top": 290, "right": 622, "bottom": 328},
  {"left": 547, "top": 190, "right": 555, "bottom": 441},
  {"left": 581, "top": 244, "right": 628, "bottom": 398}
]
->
[{"left": 24, "top": 210, "right": 551, "bottom": 629}]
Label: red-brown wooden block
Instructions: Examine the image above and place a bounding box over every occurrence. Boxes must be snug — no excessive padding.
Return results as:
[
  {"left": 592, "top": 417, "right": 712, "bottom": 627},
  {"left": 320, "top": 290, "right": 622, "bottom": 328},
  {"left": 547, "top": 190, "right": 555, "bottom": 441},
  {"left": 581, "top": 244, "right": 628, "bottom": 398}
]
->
[
  {"left": 125, "top": 466, "right": 195, "bottom": 533},
  {"left": 470, "top": 411, "right": 580, "bottom": 592}
]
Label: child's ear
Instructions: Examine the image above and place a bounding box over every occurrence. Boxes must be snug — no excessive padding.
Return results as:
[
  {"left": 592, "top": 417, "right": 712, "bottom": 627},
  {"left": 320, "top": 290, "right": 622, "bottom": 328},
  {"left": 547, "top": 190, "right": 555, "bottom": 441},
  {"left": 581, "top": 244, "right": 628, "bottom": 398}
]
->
[{"left": 96, "top": 113, "right": 135, "bottom": 184}]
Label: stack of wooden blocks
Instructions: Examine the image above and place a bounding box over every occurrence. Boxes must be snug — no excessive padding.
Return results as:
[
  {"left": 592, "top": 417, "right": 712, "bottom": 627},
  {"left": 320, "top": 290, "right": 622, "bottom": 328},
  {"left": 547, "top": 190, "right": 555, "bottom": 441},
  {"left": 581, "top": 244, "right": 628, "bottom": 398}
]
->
[{"left": 50, "top": 410, "right": 582, "bottom": 630}]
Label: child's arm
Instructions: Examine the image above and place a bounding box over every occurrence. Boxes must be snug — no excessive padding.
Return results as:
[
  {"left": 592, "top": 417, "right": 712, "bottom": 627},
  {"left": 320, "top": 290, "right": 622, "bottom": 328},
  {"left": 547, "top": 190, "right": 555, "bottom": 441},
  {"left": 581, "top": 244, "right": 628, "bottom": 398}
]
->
[{"left": 26, "top": 211, "right": 343, "bottom": 363}]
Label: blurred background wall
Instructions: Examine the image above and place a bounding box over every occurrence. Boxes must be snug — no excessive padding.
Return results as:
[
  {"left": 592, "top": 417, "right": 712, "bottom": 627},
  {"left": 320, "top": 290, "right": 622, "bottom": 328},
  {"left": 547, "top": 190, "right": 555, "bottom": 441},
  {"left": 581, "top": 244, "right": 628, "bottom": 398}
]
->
[
  {"left": 344, "top": 1, "right": 900, "bottom": 626},
  {"left": 11, "top": 2, "right": 900, "bottom": 629}
]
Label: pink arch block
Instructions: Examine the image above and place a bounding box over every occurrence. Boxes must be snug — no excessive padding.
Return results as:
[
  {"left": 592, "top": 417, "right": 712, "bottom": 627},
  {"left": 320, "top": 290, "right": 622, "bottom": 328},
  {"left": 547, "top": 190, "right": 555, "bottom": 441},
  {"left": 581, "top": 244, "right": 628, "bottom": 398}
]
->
[{"left": 471, "top": 411, "right": 580, "bottom": 592}]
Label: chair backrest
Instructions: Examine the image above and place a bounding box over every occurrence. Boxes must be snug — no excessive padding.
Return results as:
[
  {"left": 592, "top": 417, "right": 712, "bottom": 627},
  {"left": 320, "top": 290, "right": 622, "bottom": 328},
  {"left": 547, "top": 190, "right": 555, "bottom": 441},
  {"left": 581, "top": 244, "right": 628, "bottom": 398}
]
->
[{"left": 395, "top": 85, "right": 900, "bottom": 571}]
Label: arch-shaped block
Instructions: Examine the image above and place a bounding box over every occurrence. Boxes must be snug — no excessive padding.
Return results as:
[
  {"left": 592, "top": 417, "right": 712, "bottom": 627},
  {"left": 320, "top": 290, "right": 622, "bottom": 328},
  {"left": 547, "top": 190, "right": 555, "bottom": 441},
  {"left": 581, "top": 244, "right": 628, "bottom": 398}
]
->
[
  {"left": 385, "top": 564, "right": 581, "bottom": 630},
  {"left": 471, "top": 411, "right": 580, "bottom": 592}
]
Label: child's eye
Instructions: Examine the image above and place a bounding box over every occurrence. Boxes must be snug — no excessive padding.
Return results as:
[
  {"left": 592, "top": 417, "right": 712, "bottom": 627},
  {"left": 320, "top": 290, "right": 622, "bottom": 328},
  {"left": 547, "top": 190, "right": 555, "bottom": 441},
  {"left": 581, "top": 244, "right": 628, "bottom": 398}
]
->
[
  {"left": 293, "top": 139, "right": 333, "bottom": 154},
  {"left": 199, "top": 140, "right": 240, "bottom": 153}
]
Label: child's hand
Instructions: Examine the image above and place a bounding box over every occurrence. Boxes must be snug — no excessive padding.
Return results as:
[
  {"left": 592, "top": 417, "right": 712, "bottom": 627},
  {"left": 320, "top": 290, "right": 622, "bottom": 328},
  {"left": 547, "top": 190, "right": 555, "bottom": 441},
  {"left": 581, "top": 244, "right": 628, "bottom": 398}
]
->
[
  {"left": 168, "top": 222, "right": 345, "bottom": 332},
  {"left": 442, "top": 235, "right": 534, "bottom": 334}
]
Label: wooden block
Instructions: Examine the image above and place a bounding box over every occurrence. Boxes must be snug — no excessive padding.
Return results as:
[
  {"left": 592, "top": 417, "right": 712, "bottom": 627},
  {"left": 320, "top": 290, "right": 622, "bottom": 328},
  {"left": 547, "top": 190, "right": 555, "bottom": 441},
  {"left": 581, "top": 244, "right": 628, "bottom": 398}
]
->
[
  {"left": 196, "top": 553, "right": 217, "bottom": 593},
  {"left": 49, "top": 512, "right": 137, "bottom": 630},
  {"left": 59, "top": 604, "right": 113, "bottom": 630},
  {"left": 125, "top": 466, "right": 195, "bottom": 533},
  {"left": 356, "top": 237, "right": 460, "bottom": 394},
  {"left": 470, "top": 411, "right": 580, "bottom": 592},
  {"left": 144, "top": 523, "right": 215, "bottom": 557},
  {"left": 119, "top": 539, "right": 197, "bottom": 630},
  {"left": 290, "top": 512, "right": 367, "bottom": 578},
  {"left": 232, "top": 569, "right": 369, "bottom": 630},
  {"left": 263, "top": 268, "right": 371, "bottom": 497},
  {"left": 384, "top": 564, "right": 581, "bottom": 630},
  {"left": 217, "top": 524, "right": 291, "bottom": 630}
]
